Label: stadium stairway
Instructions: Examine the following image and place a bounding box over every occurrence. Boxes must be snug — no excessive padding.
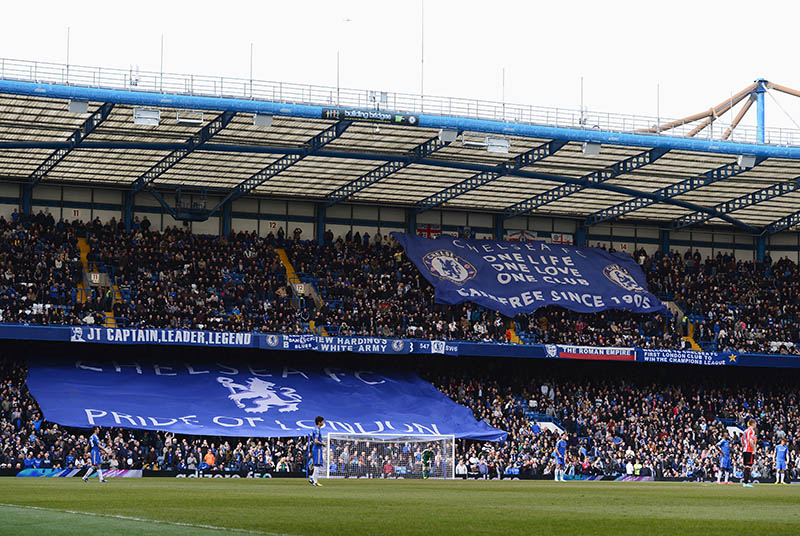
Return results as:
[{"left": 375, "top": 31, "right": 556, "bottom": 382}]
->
[
  {"left": 684, "top": 323, "right": 701, "bottom": 351},
  {"left": 75, "top": 238, "right": 90, "bottom": 304},
  {"left": 78, "top": 237, "right": 119, "bottom": 327},
  {"left": 276, "top": 248, "right": 328, "bottom": 336},
  {"left": 665, "top": 300, "right": 701, "bottom": 351},
  {"left": 508, "top": 322, "right": 521, "bottom": 344},
  {"left": 103, "top": 311, "right": 116, "bottom": 328}
]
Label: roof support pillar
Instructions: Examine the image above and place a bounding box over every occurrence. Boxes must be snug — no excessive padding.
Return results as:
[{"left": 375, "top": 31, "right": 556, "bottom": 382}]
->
[
  {"left": 221, "top": 200, "right": 232, "bottom": 237},
  {"left": 316, "top": 203, "right": 326, "bottom": 245},
  {"left": 756, "top": 79, "right": 767, "bottom": 144},
  {"left": 406, "top": 209, "right": 416, "bottom": 235},
  {"left": 756, "top": 235, "right": 766, "bottom": 262},
  {"left": 660, "top": 229, "right": 670, "bottom": 255},
  {"left": 123, "top": 191, "right": 133, "bottom": 232},
  {"left": 575, "top": 226, "right": 588, "bottom": 247},
  {"left": 21, "top": 183, "right": 32, "bottom": 216},
  {"left": 494, "top": 215, "right": 504, "bottom": 240}
]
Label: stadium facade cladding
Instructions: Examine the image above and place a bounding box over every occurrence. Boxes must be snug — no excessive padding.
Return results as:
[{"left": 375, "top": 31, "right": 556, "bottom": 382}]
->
[{"left": 3, "top": 58, "right": 800, "bottom": 261}]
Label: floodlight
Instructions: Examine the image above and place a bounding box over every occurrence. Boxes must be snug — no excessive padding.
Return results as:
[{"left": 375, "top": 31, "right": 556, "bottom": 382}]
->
[
  {"left": 582, "top": 142, "right": 601, "bottom": 156},
  {"left": 133, "top": 108, "right": 160, "bottom": 127},
  {"left": 461, "top": 134, "right": 488, "bottom": 149},
  {"left": 68, "top": 100, "right": 89, "bottom": 114},
  {"left": 737, "top": 154, "right": 757, "bottom": 168},
  {"left": 438, "top": 129, "right": 458, "bottom": 143},
  {"left": 253, "top": 113, "right": 273, "bottom": 128},
  {"left": 487, "top": 137, "right": 510, "bottom": 154},
  {"left": 175, "top": 111, "right": 203, "bottom": 126}
]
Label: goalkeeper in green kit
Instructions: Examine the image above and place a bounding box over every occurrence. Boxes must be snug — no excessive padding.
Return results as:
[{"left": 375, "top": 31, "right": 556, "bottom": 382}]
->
[{"left": 421, "top": 447, "right": 434, "bottom": 479}]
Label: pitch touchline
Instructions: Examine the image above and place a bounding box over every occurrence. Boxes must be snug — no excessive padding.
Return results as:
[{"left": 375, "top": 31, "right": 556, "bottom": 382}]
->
[{"left": 0, "top": 503, "right": 290, "bottom": 536}]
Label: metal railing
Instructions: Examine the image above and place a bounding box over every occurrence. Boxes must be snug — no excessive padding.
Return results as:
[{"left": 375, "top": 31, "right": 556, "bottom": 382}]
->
[{"left": 2, "top": 57, "right": 800, "bottom": 146}]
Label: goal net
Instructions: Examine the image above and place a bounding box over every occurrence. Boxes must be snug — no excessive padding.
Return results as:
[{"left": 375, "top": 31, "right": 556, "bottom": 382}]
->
[{"left": 325, "top": 433, "right": 456, "bottom": 479}]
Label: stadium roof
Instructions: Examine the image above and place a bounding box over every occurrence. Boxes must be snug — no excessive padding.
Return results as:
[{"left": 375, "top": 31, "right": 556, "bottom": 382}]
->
[{"left": 2, "top": 59, "right": 800, "bottom": 235}]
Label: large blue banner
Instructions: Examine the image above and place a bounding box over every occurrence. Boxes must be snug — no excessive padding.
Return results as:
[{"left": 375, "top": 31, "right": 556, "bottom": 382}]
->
[
  {"left": 392, "top": 233, "right": 665, "bottom": 316},
  {"left": 26, "top": 358, "right": 505, "bottom": 441}
]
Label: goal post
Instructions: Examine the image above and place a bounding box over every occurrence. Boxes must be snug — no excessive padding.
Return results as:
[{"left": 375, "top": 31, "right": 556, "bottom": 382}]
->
[{"left": 324, "top": 433, "right": 456, "bottom": 479}]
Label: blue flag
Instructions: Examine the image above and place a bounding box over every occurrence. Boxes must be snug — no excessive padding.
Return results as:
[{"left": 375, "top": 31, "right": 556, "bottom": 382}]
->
[
  {"left": 392, "top": 233, "right": 665, "bottom": 316},
  {"left": 26, "top": 357, "right": 505, "bottom": 441}
]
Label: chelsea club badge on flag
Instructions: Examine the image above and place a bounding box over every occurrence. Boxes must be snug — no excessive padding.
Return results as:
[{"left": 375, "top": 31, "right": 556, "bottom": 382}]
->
[{"left": 392, "top": 232, "right": 665, "bottom": 317}]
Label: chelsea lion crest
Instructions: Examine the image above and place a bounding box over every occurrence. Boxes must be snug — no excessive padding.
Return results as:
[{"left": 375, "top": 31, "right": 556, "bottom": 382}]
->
[
  {"left": 266, "top": 334, "right": 279, "bottom": 347},
  {"left": 422, "top": 249, "right": 477, "bottom": 285},
  {"left": 217, "top": 377, "right": 301, "bottom": 414},
  {"left": 603, "top": 264, "right": 645, "bottom": 292}
]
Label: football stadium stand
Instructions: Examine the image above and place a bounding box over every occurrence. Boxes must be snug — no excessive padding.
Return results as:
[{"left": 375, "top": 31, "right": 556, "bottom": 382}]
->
[
  {"left": 1, "top": 59, "right": 800, "bottom": 483},
  {"left": 2, "top": 353, "right": 798, "bottom": 482}
]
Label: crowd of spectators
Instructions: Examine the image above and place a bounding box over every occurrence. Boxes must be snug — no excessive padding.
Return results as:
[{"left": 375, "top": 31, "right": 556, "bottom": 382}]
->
[
  {"left": 646, "top": 249, "right": 800, "bottom": 353},
  {"left": 2, "top": 354, "right": 797, "bottom": 483},
  {"left": 85, "top": 217, "right": 300, "bottom": 333},
  {"left": 432, "top": 361, "right": 799, "bottom": 481},
  {"left": 0, "top": 211, "right": 87, "bottom": 325},
  {"left": 1, "top": 211, "right": 800, "bottom": 354}
]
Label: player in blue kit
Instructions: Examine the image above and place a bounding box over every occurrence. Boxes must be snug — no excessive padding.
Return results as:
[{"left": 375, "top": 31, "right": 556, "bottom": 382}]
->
[
  {"left": 553, "top": 434, "right": 568, "bottom": 482},
  {"left": 307, "top": 416, "right": 325, "bottom": 487},
  {"left": 82, "top": 427, "right": 108, "bottom": 483},
  {"left": 716, "top": 432, "right": 732, "bottom": 484},
  {"left": 775, "top": 438, "right": 789, "bottom": 484}
]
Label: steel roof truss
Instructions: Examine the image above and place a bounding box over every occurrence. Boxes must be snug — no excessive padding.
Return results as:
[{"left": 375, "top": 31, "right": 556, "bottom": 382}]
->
[
  {"left": 505, "top": 147, "right": 669, "bottom": 218},
  {"left": 672, "top": 179, "right": 800, "bottom": 230},
  {"left": 764, "top": 210, "right": 800, "bottom": 235},
  {"left": 416, "top": 139, "right": 568, "bottom": 213},
  {"left": 585, "top": 157, "right": 766, "bottom": 226},
  {"left": 28, "top": 102, "right": 115, "bottom": 185},
  {"left": 210, "top": 121, "right": 352, "bottom": 213},
  {"left": 324, "top": 134, "right": 451, "bottom": 206},
  {"left": 130, "top": 111, "right": 236, "bottom": 194}
]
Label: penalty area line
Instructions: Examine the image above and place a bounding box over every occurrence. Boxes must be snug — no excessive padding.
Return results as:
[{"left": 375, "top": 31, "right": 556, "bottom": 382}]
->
[{"left": 0, "top": 502, "right": 289, "bottom": 536}]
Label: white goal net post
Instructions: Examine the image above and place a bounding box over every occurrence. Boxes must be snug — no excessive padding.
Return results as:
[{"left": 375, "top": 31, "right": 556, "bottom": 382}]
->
[{"left": 325, "top": 433, "right": 456, "bottom": 479}]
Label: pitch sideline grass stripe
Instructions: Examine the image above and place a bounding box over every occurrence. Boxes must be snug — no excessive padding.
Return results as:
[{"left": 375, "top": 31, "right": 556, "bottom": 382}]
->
[{"left": 0, "top": 502, "right": 291, "bottom": 536}]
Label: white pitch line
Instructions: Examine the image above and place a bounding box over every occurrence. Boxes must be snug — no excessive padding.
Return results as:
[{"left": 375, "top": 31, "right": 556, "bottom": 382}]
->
[{"left": 0, "top": 502, "right": 290, "bottom": 536}]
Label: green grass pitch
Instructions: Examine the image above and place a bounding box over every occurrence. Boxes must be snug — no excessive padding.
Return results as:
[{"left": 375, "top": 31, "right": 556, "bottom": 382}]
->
[{"left": 0, "top": 478, "right": 798, "bottom": 535}]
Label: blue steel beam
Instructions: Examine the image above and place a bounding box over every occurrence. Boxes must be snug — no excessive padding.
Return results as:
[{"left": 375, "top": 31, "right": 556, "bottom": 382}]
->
[
  {"left": 416, "top": 140, "right": 568, "bottom": 213},
  {"left": 8, "top": 136, "right": 758, "bottom": 231},
  {"left": 585, "top": 157, "right": 765, "bottom": 226},
  {"left": 209, "top": 121, "right": 352, "bottom": 214},
  {"left": 672, "top": 178, "right": 800, "bottom": 230},
  {"left": 29, "top": 102, "right": 115, "bottom": 186},
  {"left": 5, "top": 80, "right": 800, "bottom": 160},
  {"left": 325, "top": 134, "right": 452, "bottom": 206},
  {"left": 131, "top": 111, "right": 236, "bottom": 194},
  {"left": 764, "top": 210, "right": 800, "bottom": 236},
  {"left": 505, "top": 148, "right": 669, "bottom": 218}
]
